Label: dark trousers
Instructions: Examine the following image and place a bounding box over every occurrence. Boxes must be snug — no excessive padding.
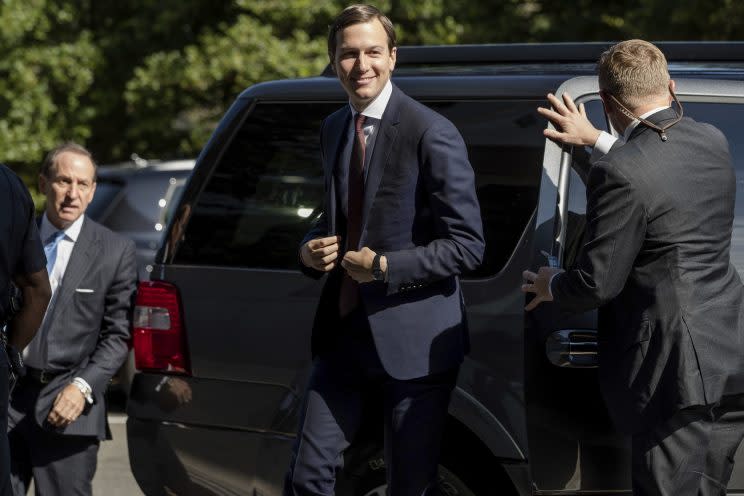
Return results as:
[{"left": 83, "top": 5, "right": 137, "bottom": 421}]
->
[
  {"left": 632, "top": 394, "right": 744, "bottom": 496},
  {"left": 284, "top": 308, "right": 459, "bottom": 496},
  {"left": 0, "top": 364, "right": 12, "bottom": 496},
  {"left": 8, "top": 377, "right": 99, "bottom": 496}
]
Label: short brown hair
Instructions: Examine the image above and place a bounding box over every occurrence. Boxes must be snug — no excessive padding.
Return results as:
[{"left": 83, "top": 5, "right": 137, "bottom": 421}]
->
[
  {"left": 597, "top": 39, "right": 670, "bottom": 109},
  {"left": 327, "top": 4, "right": 397, "bottom": 62},
  {"left": 41, "top": 142, "right": 97, "bottom": 180}
]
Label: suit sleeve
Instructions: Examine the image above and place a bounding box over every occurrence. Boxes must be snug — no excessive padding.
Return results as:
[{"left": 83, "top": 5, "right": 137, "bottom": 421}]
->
[
  {"left": 384, "top": 118, "right": 485, "bottom": 295},
  {"left": 552, "top": 160, "right": 647, "bottom": 312},
  {"left": 77, "top": 239, "right": 137, "bottom": 394}
]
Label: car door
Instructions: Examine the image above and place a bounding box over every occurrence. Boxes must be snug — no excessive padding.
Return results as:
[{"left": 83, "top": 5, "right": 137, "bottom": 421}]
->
[{"left": 526, "top": 76, "right": 744, "bottom": 493}]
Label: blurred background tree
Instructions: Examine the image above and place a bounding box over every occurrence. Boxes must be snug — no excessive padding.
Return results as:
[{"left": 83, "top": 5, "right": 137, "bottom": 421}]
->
[{"left": 2, "top": 0, "right": 742, "bottom": 190}]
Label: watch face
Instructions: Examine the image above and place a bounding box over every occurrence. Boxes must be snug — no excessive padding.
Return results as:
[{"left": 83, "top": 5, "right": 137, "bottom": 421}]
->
[{"left": 372, "top": 255, "right": 383, "bottom": 281}]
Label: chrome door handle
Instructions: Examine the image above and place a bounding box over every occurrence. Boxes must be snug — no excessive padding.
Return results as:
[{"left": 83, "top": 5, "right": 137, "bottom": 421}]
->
[{"left": 546, "top": 329, "right": 598, "bottom": 368}]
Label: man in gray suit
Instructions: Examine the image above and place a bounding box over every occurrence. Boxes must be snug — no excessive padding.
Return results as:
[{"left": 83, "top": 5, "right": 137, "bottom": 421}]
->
[
  {"left": 8, "top": 143, "right": 137, "bottom": 496},
  {"left": 523, "top": 40, "right": 744, "bottom": 494}
]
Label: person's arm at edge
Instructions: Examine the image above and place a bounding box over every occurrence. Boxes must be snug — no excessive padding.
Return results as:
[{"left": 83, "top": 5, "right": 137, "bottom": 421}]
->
[{"left": 8, "top": 269, "right": 50, "bottom": 350}]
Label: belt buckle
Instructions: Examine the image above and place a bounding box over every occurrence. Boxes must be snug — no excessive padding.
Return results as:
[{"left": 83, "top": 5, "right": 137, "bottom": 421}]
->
[{"left": 39, "top": 370, "right": 52, "bottom": 384}]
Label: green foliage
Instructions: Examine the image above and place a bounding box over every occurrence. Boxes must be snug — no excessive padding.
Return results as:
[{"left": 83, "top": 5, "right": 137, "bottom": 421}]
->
[{"left": 1, "top": 0, "right": 742, "bottom": 190}]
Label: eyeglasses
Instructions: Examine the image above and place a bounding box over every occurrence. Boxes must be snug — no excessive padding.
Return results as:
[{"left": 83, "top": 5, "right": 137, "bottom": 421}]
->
[{"left": 607, "top": 90, "right": 684, "bottom": 142}]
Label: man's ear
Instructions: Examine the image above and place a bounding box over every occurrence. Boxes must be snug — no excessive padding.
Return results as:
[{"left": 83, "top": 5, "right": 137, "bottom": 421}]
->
[
  {"left": 669, "top": 79, "right": 676, "bottom": 95},
  {"left": 38, "top": 173, "right": 47, "bottom": 193}
]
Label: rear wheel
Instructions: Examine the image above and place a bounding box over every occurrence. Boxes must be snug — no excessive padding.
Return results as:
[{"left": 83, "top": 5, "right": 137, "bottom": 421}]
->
[{"left": 357, "top": 464, "right": 476, "bottom": 496}]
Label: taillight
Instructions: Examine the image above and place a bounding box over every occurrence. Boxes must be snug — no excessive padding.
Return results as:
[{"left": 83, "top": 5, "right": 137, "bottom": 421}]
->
[{"left": 132, "top": 281, "right": 190, "bottom": 374}]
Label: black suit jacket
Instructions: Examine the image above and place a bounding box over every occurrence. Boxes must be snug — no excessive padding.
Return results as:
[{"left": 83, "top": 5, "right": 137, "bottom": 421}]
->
[
  {"left": 33, "top": 217, "right": 137, "bottom": 439},
  {"left": 301, "top": 84, "right": 485, "bottom": 380},
  {"left": 553, "top": 108, "right": 744, "bottom": 434}
]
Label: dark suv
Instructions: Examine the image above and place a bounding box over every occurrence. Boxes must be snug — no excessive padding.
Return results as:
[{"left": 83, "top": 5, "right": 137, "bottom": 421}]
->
[
  {"left": 126, "top": 43, "right": 744, "bottom": 495},
  {"left": 87, "top": 158, "right": 195, "bottom": 280}
]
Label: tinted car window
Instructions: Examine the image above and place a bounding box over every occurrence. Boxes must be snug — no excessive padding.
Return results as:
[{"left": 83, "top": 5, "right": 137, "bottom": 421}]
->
[
  {"left": 177, "top": 100, "right": 545, "bottom": 276},
  {"left": 87, "top": 180, "right": 123, "bottom": 221},
  {"left": 105, "top": 173, "right": 175, "bottom": 232},
  {"left": 564, "top": 101, "right": 744, "bottom": 274},
  {"left": 684, "top": 103, "right": 744, "bottom": 275}
]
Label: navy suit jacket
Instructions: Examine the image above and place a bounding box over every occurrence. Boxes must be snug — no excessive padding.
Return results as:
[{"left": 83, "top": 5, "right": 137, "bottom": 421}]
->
[{"left": 301, "top": 84, "right": 485, "bottom": 380}]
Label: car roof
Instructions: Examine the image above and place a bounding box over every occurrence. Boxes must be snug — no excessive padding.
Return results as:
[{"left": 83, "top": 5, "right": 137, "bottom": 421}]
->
[
  {"left": 236, "top": 42, "right": 744, "bottom": 102},
  {"left": 97, "top": 159, "right": 196, "bottom": 180}
]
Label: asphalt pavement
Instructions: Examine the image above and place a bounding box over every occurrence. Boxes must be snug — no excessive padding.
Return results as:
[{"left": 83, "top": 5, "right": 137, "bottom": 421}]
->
[{"left": 93, "top": 414, "right": 144, "bottom": 496}]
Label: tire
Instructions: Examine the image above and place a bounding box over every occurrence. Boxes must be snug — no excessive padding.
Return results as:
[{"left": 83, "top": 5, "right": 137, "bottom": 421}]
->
[{"left": 338, "top": 454, "right": 477, "bottom": 496}]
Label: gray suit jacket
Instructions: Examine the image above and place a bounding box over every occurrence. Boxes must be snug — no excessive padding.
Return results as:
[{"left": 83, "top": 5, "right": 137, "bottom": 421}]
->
[
  {"left": 34, "top": 216, "right": 137, "bottom": 439},
  {"left": 553, "top": 108, "right": 744, "bottom": 434}
]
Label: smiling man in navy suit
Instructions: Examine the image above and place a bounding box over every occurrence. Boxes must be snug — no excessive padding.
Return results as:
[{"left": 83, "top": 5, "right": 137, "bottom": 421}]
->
[{"left": 284, "top": 5, "right": 485, "bottom": 496}]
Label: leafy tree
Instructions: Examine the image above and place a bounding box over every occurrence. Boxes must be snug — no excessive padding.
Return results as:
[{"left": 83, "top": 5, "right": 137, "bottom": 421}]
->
[
  {"left": 0, "top": 0, "right": 100, "bottom": 185},
  {"left": 1, "top": 0, "right": 742, "bottom": 192}
]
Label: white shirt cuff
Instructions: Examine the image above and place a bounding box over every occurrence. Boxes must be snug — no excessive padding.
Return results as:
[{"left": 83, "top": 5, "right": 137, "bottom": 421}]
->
[
  {"left": 72, "top": 377, "right": 94, "bottom": 404},
  {"left": 548, "top": 272, "right": 560, "bottom": 299},
  {"left": 590, "top": 131, "right": 618, "bottom": 162}
]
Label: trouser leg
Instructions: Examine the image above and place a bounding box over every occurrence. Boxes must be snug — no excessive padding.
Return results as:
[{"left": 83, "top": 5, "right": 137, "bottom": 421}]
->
[
  {"left": 631, "top": 396, "right": 744, "bottom": 496},
  {"left": 7, "top": 380, "right": 34, "bottom": 496},
  {"left": 701, "top": 394, "right": 744, "bottom": 496},
  {"left": 285, "top": 306, "right": 387, "bottom": 496},
  {"left": 29, "top": 426, "right": 99, "bottom": 496},
  {"left": 631, "top": 405, "right": 713, "bottom": 496},
  {"left": 383, "top": 367, "right": 459, "bottom": 496},
  {"left": 0, "top": 365, "right": 12, "bottom": 496}
]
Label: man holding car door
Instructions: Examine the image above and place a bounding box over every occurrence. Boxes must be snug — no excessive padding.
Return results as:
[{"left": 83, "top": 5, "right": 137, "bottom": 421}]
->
[{"left": 523, "top": 39, "right": 744, "bottom": 495}]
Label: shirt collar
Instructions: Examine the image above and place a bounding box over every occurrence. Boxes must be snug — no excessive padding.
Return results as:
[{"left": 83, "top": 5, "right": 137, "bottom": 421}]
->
[
  {"left": 41, "top": 213, "right": 85, "bottom": 243},
  {"left": 348, "top": 80, "right": 393, "bottom": 121},
  {"left": 622, "top": 106, "right": 670, "bottom": 141}
]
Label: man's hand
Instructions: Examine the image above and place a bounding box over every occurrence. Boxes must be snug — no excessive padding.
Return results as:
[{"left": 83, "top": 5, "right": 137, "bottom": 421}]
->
[
  {"left": 166, "top": 377, "right": 193, "bottom": 405},
  {"left": 300, "top": 235, "right": 342, "bottom": 272},
  {"left": 537, "top": 92, "right": 601, "bottom": 147},
  {"left": 342, "top": 247, "right": 384, "bottom": 283},
  {"left": 47, "top": 384, "right": 86, "bottom": 427},
  {"left": 521, "top": 267, "right": 564, "bottom": 311}
]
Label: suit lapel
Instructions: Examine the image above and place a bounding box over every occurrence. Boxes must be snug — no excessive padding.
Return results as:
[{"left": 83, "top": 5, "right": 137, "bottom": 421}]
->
[
  {"left": 360, "top": 87, "right": 401, "bottom": 243},
  {"left": 51, "top": 217, "right": 99, "bottom": 319},
  {"left": 325, "top": 108, "right": 352, "bottom": 235}
]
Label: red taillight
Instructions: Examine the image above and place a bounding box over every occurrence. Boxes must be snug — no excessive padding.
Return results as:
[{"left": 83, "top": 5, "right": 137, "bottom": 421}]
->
[{"left": 132, "top": 281, "right": 190, "bottom": 374}]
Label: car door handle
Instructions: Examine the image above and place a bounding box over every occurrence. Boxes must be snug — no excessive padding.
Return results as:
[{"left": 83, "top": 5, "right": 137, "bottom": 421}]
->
[{"left": 546, "top": 329, "right": 598, "bottom": 368}]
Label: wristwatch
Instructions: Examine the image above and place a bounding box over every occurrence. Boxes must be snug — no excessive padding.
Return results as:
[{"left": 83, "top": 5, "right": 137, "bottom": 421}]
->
[
  {"left": 72, "top": 377, "right": 94, "bottom": 405},
  {"left": 372, "top": 253, "right": 385, "bottom": 282}
]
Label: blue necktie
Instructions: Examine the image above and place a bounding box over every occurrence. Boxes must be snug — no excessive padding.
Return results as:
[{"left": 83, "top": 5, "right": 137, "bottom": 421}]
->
[{"left": 44, "top": 231, "right": 65, "bottom": 276}]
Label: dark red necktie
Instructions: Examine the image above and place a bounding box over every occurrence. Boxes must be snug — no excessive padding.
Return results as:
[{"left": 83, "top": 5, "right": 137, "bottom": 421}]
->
[{"left": 339, "top": 113, "right": 366, "bottom": 316}]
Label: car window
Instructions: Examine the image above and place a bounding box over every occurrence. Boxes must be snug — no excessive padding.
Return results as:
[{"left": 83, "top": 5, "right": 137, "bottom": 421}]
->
[
  {"left": 564, "top": 99, "right": 607, "bottom": 268},
  {"left": 176, "top": 100, "right": 545, "bottom": 277},
  {"left": 564, "top": 100, "right": 744, "bottom": 277},
  {"left": 87, "top": 179, "right": 124, "bottom": 221},
  {"left": 106, "top": 172, "right": 176, "bottom": 232}
]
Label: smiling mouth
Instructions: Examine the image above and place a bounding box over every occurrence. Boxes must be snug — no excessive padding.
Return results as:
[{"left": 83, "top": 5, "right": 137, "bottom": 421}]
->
[{"left": 354, "top": 76, "right": 375, "bottom": 86}]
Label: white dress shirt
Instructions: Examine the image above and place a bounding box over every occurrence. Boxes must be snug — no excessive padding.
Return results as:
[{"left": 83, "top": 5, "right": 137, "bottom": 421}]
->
[
  {"left": 592, "top": 106, "right": 671, "bottom": 157},
  {"left": 347, "top": 79, "right": 393, "bottom": 172}
]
